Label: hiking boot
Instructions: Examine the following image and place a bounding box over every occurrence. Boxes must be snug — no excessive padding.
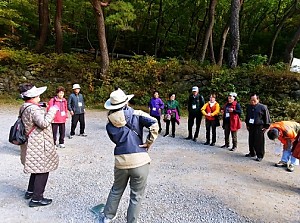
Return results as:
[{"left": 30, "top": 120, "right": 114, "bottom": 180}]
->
[
  {"left": 221, "top": 144, "right": 229, "bottom": 149},
  {"left": 230, "top": 147, "right": 237, "bottom": 151},
  {"left": 204, "top": 142, "right": 210, "bottom": 145},
  {"left": 163, "top": 133, "right": 169, "bottom": 137},
  {"left": 69, "top": 135, "right": 74, "bottom": 139},
  {"left": 210, "top": 143, "right": 215, "bottom": 146},
  {"left": 58, "top": 144, "right": 65, "bottom": 148},
  {"left": 29, "top": 198, "right": 52, "bottom": 207},
  {"left": 185, "top": 137, "right": 192, "bottom": 140},
  {"left": 24, "top": 191, "right": 33, "bottom": 199},
  {"left": 256, "top": 157, "right": 263, "bottom": 162},
  {"left": 275, "top": 161, "right": 287, "bottom": 167},
  {"left": 79, "top": 133, "right": 87, "bottom": 137},
  {"left": 192, "top": 138, "right": 197, "bottom": 142},
  {"left": 287, "top": 164, "right": 295, "bottom": 172},
  {"left": 245, "top": 153, "right": 255, "bottom": 157}
]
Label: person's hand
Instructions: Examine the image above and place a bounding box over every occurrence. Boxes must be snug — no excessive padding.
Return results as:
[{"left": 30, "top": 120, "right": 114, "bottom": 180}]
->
[
  {"left": 139, "top": 143, "right": 150, "bottom": 151},
  {"left": 262, "top": 128, "right": 267, "bottom": 133},
  {"left": 70, "top": 111, "right": 74, "bottom": 116}
]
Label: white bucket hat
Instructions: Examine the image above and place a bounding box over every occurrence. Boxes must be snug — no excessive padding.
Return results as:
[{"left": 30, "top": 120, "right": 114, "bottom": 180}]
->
[
  {"left": 21, "top": 86, "right": 47, "bottom": 98},
  {"left": 229, "top": 92, "right": 237, "bottom": 98},
  {"left": 192, "top": 86, "right": 198, "bottom": 92},
  {"left": 104, "top": 88, "right": 134, "bottom": 110},
  {"left": 72, "top": 84, "right": 81, "bottom": 89}
]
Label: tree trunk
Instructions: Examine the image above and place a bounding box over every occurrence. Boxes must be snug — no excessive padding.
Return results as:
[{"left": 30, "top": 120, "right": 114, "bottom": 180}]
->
[
  {"left": 91, "top": 0, "right": 109, "bottom": 77},
  {"left": 284, "top": 25, "right": 300, "bottom": 64},
  {"left": 55, "top": 0, "right": 63, "bottom": 54},
  {"left": 217, "top": 21, "right": 230, "bottom": 66},
  {"left": 267, "top": 1, "right": 296, "bottom": 64},
  {"left": 154, "top": 0, "right": 163, "bottom": 57},
  {"left": 209, "top": 33, "right": 216, "bottom": 64},
  {"left": 228, "top": 0, "right": 240, "bottom": 68},
  {"left": 35, "top": 0, "right": 49, "bottom": 53},
  {"left": 199, "top": 0, "right": 217, "bottom": 63}
]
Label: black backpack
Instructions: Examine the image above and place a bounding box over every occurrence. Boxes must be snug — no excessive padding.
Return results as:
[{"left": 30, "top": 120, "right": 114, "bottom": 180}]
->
[{"left": 9, "top": 104, "right": 34, "bottom": 145}]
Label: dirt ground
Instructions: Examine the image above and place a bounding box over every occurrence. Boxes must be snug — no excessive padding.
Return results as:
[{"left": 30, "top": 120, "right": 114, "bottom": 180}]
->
[{"left": 0, "top": 106, "right": 299, "bottom": 223}]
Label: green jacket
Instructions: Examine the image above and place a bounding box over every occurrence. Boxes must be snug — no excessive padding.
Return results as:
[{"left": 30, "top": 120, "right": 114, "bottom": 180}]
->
[{"left": 164, "top": 100, "right": 180, "bottom": 116}]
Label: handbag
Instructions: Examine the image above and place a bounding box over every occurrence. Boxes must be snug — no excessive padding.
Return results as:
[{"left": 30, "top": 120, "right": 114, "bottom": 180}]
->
[{"left": 164, "top": 114, "right": 171, "bottom": 121}]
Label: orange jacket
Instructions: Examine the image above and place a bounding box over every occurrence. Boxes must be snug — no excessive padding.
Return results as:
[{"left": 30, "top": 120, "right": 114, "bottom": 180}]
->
[
  {"left": 269, "top": 121, "right": 300, "bottom": 149},
  {"left": 201, "top": 101, "right": 220, "bottom": 121}
]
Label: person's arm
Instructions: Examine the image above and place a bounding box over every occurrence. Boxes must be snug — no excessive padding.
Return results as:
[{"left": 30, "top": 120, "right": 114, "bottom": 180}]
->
[
  {"left": 135, "top": 110, "right": 159, "bottom": 149},
  {"left": 234, "top": 102, "right": 242, "bottom": 115},
  {"left": 263, "top": 105, "right": 271, "bottom": 129},
  {"left": 201, "top": 103, "right": 208, "bottom": 116},
  {"left": 176, "top": 100, "right": 180, "bottom": 116}
]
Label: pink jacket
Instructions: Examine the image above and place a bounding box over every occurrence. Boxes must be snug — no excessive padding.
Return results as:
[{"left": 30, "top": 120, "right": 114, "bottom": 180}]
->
[{"left": 47, "top": 97, "right": 68, "bottom": 123}]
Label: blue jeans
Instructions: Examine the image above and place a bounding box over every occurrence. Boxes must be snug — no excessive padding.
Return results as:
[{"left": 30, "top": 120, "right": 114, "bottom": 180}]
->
[
  {"left": 104, "top": 163, "right": 150, "bottom": 223},
  {"left": 281, "top": 149, "right": 299, "bottom": 165}
]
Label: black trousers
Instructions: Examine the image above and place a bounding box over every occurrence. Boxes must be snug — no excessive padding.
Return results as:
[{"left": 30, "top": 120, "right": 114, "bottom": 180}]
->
[
  {"left": 52, "top": 123, "right": 66, "bottom": 144},
  {"left": 27, "top": 172, "right": 49, "bottom": 200},
  {"left": 248, "top": 125, "right": 265, "bottom": 158},
  {"left": 188, "top": 113, "right": 202, "bottom": 138},
  {"left": 165, "top": 118, "right": 176, "bottom": 136},
  {"left": 152, "top": 115, "right": 162, "bottom": 132},
  {"left": 70, "top": 113, "right": 85, "bottom": 135},
  {"left": 205, "top": 119, "right": 217, "bottom": 143}
]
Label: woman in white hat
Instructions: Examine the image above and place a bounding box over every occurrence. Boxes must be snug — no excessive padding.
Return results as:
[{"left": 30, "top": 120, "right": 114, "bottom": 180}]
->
[
  {"left": 19, "top": 83, "right": 59, "bottom": 207},
  {"left": 100, "top": 88, "right": 159, "bottom": 223}
]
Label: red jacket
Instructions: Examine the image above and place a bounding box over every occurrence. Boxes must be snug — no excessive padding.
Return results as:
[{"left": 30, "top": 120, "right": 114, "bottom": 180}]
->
[
  {"left": 47, "top": 97, "right": 68, "bottom": 123},
  {"left": 222, "top": 101, "right": 241, "bottom": 131}
]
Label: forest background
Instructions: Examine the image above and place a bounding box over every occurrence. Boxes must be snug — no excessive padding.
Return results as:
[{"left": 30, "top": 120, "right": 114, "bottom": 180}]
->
[{"left": 1, "top": 0, "right": 300, "bottom": 121}]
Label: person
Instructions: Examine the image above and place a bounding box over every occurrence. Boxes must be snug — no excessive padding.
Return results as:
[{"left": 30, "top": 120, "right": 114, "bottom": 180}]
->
[
  {"left": 220, "top": 92, "right": 242, "bottom": 151},
  {"left": 148, "top": 90, "right": 164, "bottom": 133},
  {"left": 19, "top": 83, "right": 59, "bottom": 207},
  {"left": 101, "top": 88, "right": 159, "bottom": 223},
  {"left": 47, "top": 86, "right": 68, "bottom": 148},
  {"left": 201, "top": 94, "right": 220, "bottom": 146},
  {"left": 245, "top": 93, "right": 271, "bottom": 162},
  {"left": 163, "top": 93, "right": 180, "bottom": 138},
  {"left": 186, "top": 86, "right": 205, "bottom": 142},
  {"left": 267, "top": 121, "right": 300, "bottom": 172},
  {"left": 67, "top": 84, "right": 87, "bottom": 138}
]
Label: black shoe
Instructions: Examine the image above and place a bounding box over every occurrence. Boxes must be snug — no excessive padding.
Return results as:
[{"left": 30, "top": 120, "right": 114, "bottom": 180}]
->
[
  {"left": 245, "top": 153, "right": 255, "bottom": 157},
  {"left": 172, "top": 134, "right": 175, "bottom": 138},
  {"left": 230, "top": 147, "right": 237, "bottom": 151},
  {"left": 221, "top": 144, "right": 229, "bottom": 148},
  {"left": 204, "top": 142, "right": 210, "bottom": 145},
  {"left": 256, "top": 157, "right": 263, "bottom": 162},
  {"left": 210, "top": 143, "right": 215, "bottom": 146},
  {"left": 185, "top": 137, "right": 192, "bottom": 140},
  {"left": 192, "top": 138, "right": 197, "bottom": 142},
  {"left": 29, "top": 198, "right": 52, "bottom": 207},
  {"left": 24, "top": 191, "right": 33, "bottom": 199},
  {"left": 158, "top": 129, "right": 162, "bottom": 134},
  {"left": 163, "top": 133, "right": 169, "bottom": 137}
]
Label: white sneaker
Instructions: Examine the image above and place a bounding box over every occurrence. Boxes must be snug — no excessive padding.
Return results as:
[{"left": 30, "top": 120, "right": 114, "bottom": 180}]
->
[
  {"left": 58, "top": 144, "right": 65, "bottom": 148},
  {"left": 100, "top": 215, "right": 117, "bottom": 223}
]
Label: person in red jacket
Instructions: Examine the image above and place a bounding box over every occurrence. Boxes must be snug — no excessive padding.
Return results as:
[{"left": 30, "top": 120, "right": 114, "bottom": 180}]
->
[
  {"left": 47, "top": 86, "right": 68, "bottom": 148},
  {"left": 220, "top": 92, "right": 242, "bottom": 151}
]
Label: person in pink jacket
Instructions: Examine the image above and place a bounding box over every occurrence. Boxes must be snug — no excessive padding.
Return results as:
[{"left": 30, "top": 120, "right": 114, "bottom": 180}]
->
[{"left": 47, "top": 86, "right": 68, "bottom": 148}]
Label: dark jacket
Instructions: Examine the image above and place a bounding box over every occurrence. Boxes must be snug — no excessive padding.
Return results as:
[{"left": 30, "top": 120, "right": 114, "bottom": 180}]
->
[
  {"left": 106, "top": 106, "right": 159, "bottom": 169},
  {"left": 245, "top": 103, "right": 271, "bottom": 129},
  {"left": 188, "top": 94, "right": 205, "bottom": 115},
  {"left": 67, "top": 93, "right": 85, "bottom": 114}
]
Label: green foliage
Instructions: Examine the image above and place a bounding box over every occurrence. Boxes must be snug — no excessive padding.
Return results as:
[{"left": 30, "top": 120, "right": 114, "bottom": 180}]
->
[{"left": 105, "top": 1, "right": 137, "bottom": 32}]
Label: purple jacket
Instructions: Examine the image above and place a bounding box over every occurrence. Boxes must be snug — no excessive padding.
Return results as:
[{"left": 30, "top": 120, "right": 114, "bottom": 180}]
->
[{"left": 148, "top": 97, "right": 164, "bottom": 117}]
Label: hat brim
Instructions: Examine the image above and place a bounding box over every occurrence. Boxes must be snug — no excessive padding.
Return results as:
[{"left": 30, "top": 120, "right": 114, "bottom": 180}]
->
[
  {"left": 23, "top": 86, "right": 47, "bottom": 98},
  {"left": 104, "top": 94, "right": 134, "bottom": 110}
]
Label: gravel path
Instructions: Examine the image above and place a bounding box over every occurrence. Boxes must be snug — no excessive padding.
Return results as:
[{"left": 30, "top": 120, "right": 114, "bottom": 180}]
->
[{"left": 0, "top": 106, "right": 299, "bottom": 223}]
